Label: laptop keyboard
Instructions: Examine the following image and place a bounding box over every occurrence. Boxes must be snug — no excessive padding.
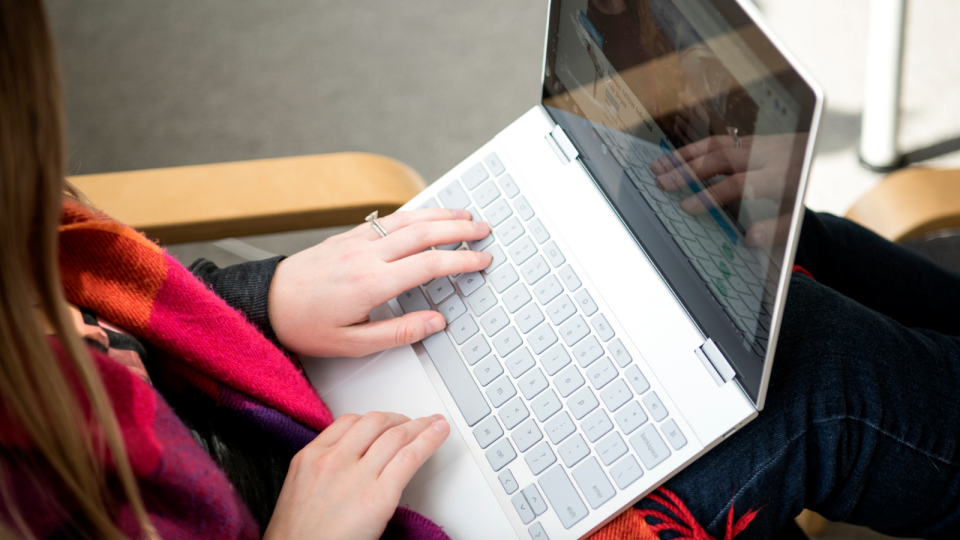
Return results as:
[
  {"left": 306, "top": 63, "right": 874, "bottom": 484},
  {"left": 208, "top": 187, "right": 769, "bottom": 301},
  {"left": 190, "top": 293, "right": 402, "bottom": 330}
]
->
[{"left": 395, "top": 152, "right": 688, "bottom": 533}]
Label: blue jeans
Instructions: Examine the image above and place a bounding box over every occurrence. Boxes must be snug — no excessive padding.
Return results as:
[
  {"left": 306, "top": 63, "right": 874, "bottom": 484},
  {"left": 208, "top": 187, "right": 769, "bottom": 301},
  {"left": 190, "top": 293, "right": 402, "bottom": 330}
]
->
[{"left": 636, "top": 210, "right": 960, "bottom": 539}]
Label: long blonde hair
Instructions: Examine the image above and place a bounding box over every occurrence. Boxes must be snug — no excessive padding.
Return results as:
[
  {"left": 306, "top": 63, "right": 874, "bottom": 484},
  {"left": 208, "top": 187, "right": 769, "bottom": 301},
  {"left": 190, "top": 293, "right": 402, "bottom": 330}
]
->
[{"left": 0, "top": 1, "right": 155, "bottom": 538}]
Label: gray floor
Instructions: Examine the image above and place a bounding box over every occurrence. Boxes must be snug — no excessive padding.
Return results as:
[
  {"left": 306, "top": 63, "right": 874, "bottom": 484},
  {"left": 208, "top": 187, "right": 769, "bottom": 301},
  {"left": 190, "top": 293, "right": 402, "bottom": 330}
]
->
[{"left": 48, "top": 1, "right": 954, "bottom": 538}]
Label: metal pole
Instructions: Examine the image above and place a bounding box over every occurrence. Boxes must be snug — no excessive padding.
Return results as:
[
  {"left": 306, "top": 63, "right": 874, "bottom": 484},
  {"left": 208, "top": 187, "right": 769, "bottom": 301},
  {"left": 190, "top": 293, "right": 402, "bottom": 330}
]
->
[{"left": 859, "top": 0, "right": 907, "bottom": 172}]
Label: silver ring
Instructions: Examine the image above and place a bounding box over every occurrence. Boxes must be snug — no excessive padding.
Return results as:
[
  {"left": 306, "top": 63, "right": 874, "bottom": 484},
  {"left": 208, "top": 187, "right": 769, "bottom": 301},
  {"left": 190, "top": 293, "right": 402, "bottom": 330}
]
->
[
  {"left": 365, "top": 211, "right": 388, "bottom": 238},
  {"left": 726, "top": 126, "right": 742, "bottom": 149}
]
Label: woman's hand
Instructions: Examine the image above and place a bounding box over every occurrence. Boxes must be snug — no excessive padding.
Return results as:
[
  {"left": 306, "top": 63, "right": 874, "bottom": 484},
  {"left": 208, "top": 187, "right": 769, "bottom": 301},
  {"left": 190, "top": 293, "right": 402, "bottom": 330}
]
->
[
  {"left": 268, "top": 208, "right": 493, "bottom": 357},
  {"left": 264, "top": 411, "right": 450, "bottom": 540}
]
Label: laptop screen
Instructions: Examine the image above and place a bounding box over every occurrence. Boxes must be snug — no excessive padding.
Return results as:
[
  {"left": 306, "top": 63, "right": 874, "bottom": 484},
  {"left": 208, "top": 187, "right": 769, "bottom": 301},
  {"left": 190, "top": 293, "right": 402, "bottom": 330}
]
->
[{"left": 542, "top": 0, "right": 820, "bottom": 406}]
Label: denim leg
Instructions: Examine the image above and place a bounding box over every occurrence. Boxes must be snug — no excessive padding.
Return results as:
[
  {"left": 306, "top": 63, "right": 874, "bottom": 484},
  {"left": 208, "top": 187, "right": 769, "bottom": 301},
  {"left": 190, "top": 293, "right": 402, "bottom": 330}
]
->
[
  {"left": 636, "top": 275, "right": 960, "bottom": 539},
  {"left": 795, "top": 210, "right": 960, "bottom": 336}
]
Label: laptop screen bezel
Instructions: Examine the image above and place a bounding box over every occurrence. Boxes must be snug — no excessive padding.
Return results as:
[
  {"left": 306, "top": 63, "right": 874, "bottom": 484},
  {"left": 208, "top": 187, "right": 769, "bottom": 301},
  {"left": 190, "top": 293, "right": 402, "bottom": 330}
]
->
[{"left": 539, "top": 0, "right": 824, "bottom": 409}]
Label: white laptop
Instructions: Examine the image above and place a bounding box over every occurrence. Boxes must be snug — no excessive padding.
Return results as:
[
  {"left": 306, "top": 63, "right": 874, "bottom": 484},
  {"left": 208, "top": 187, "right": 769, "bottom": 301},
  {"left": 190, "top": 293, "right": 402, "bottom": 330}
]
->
[{"left": 302, "top": 0, "right": 823, "bottom": 538}]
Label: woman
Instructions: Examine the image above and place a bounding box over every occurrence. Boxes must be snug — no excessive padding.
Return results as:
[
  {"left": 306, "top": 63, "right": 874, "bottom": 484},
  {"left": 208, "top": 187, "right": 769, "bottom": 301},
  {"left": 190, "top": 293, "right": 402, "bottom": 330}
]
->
[{"left": 0, "top": 2, "right": 492, "bottom": 538}]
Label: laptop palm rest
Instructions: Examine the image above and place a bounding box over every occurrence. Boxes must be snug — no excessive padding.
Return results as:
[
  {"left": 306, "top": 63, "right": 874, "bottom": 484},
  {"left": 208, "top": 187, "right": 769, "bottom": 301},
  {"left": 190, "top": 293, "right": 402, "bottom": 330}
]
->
[{"left": 301, "top": 306, "right": 517, "bottom": 540}]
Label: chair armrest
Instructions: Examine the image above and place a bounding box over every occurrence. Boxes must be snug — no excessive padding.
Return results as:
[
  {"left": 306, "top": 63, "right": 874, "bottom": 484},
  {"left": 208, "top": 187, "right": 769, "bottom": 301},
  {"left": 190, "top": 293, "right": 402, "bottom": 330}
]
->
[
  {"left": 69, "top": 152, "right": 427, "bottom": 244},
  {"left": 845, "top": 167, "right": 960, "bottom": 242}
]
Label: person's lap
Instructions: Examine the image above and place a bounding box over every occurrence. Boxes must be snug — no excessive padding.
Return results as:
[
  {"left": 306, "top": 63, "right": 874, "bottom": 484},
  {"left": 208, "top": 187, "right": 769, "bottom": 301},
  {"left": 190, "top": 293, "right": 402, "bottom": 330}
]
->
[{"left": 635, "top": 211, "right": 960, "bottom": 539}]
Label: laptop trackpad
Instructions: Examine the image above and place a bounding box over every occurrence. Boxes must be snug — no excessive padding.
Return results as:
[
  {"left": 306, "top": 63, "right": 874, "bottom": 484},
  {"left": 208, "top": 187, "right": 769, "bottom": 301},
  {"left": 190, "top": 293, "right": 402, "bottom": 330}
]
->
[{"left": 301, "top": 343, "right": 516, "bottom": 540}]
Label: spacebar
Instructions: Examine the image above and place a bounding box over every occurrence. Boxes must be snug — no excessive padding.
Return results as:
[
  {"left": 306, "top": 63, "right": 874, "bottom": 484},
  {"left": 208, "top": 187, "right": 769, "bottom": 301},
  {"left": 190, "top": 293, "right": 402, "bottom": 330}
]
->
[{"left": 421, "top": 331, "right": 491, "bottom": 426}]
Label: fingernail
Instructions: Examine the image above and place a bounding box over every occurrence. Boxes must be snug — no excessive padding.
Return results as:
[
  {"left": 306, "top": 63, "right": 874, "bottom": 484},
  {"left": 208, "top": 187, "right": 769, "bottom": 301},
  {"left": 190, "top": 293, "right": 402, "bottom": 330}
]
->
[
  {"left": 747, "top": 227, "right": 767, "bottom": 246},
  {"left": 426, "top": 317, "right": 445, "bottom": 335},
  {"left": 456, "top": 209, "right": 472, "bottom": 219},
  {"left": 477, "top": 250, "right": 493, "bottom": 263},
  {"left": 474, "top": 220, "right": 489, "bottom": 231},
  {"left": 430, "top": 413, "right": 444, "bottom": 421},
  {"left": 680, "top": 198, "right": 702, "bottom": 214},
  {"left": 432, "top": 420, "right": 449, "bottom": 433}
]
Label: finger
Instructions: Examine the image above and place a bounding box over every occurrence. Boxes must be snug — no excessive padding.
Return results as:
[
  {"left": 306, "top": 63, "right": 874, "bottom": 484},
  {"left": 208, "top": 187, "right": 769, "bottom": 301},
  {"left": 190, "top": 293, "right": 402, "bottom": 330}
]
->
[
  {"left": 670, "top": 147, "right": 750, "bottom": 184},
  {"left": 650, "top": 135, "right": 734, "bottom": 174},
  {"left": 386, "top": 249, "right": 492, "bottom": 296},
  {"left": 360, "top": 415, "right": 441, "bottom": 475},
  {"left": 356, "top": 208, "right": 473, "bottom": 241},
  {"left": 678, "top": 173, "right": 746, "bottom": 215},
  {"left": 746, "top": 215, "right": 791, "bottom": 248},
  {"left": 309, "top": 413, "right": 363, "bottom": 450},
  {"left": 377, "top": 416, "right": 450, "bottom": 498},
  {"left": 336, "top": 411, "right": 412, "bottom": 458},
  {"left": 335, "top": 310, "right": 448, "bottom": 357},
  {"left": 377, "top": 219, "right": 491, "bottom": 261}
]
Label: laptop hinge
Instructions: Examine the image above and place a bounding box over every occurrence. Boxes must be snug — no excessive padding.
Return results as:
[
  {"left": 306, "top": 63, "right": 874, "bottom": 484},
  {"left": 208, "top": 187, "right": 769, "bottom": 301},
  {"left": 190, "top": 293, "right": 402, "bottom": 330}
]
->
[
  {"left": 546, "top": 125, "right": 579, "bottom": 164},
  {"left": 697, "top": 339, "right": 736, "bottom": 386}
]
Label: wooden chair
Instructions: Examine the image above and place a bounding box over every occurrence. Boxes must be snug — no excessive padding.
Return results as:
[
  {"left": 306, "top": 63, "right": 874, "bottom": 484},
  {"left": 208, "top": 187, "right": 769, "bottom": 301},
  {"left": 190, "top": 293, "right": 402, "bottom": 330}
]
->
[{"left": 68, "top": 152, "right": 427, "bottom": 245}]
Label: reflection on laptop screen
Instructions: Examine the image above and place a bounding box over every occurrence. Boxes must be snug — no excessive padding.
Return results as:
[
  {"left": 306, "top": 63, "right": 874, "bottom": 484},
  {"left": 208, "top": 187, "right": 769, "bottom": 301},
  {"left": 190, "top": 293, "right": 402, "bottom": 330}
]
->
[{"left": 543, "top": 0, "right": 818, "bottom": 403}]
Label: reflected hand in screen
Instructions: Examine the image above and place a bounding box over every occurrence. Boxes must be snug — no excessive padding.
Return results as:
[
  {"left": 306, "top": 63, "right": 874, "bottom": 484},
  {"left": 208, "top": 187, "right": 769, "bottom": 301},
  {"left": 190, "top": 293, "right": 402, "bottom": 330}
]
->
[{"left": 650, "top": 133, "right": 805, "bottom": 247}]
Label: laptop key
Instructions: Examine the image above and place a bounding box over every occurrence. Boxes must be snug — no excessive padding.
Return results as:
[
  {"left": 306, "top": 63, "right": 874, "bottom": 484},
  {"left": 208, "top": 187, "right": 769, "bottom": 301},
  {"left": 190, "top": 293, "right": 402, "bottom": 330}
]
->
[
  {"left": 467, "top": 285, "right": 497, "bottom": 316},
  {"left": 484, "top": 198, "right": 513, "bottom": 227},
  {"left": 573, "top": 336, "right": 603, "bottom": 368},
  {"left": 525, "top": 441, "right": 557, "bottom": 475},
  {"left": 586, "top": 357, "right": 617, "bottom": 389},
  {"left": 473, "top": 355, "right": 503, "bottom": 386},
  {"left": 521, "top": 255, "right": 550, "bottom": 285},
  {"left": 418, "top": 197, "right": 440, "bottom": 209},
  {"left": 500, "top": 397, "right": 530, "bottom": 430},
  {"left": 462, "top": 163, "right": 489, "bottom": 190},
  {"left": 506, "top": 347, "right": 536, "bottom": 379},
  {"left": 581, "top": 409, "right": 613, "bottom": 443},
  {"left": 503, "top": 283, "right": 532, "bottom": 313},
  {"left": 509, "top": 236, "right": 538, "bottom": 266},
  {"left": 438, "top": 180, "right": 471, "bottom": 209},
  {"left": 532, "top": 389, "right": 562, "bottom": 422},
  {"left": 492, "top": 328, "right": 523, "bottom": 359},
  {"left": 533, "top": 275, "right": 563, "bottom": 305},
  {"left": 610, "top": 455, "right": 644, "bottom": 490},
  {"left": 468, "top": 232, "right": 494, "bottom": 252},
  {"left": 559, "top": 433, "right": 590, "bottom": 467},
  {"left": 499, "top": 468, "right": 519, "bottom": 494},
  {"left": 523, "top": 484, "right": 548, "bottom": 516},
  {"left": 482, "top": 244, "right": 507, "bottom": 272},
  {"left": 558, "top": 265, "right": 582, "bottom": 292},
  {"left": 540, "top": 343, "right": 571, "bottom": 376},
  {"left": 546, "top": 295, "right": 577, "bottom": 326},
  {"left": 512, "top": 491, "right": 536, "bottom": 525},
  {"left": 625, "top": 364, "right": 650, "bottom": 394},
  {"left": 456, "top": 271, "right": 485, "bottom": 297},
  {"left": 484, "top": 153, "right": 506, "bottom": 177},
  {"left": 515, "top": 195, "right": 535, "bottom": 221},
  {"left": 489, "top": 264, "right": 519, "bottom": 293},
  {"left": 539, "top": 465, "right": 588, "bottom": 529},
  {"left": 662, "top": 419, "right": 688, "bottom": 450},
  {"left": 499, "top": 173, "right": 521, "bottom": 198},
  {"left": 544, "top": 241, "right": 566, "bottom": 268},
  {"left": 545, "top": 411, "right": 576, "bottom": 444},
  {"left": 519, "top": 367, "right": 548, "bottom": 400},
  {"left": 497, "top": 217, "right": 525, "bottom": 246},
  {"left": 608, "top": 338, "right": 632, "bottom": 368},
  {"left": 596, "top": 432, "right": 627, "bottom": 466},
  {"left": 448, "top": 314, "right": 479, "bottom": 344},
  {"left": 426, "top": 277, "right": 455, "bottom": 304},
  {"left": 643, "top": 391, "right": 669, "bottom": 421},
  {"left": 559, "top": 315, "right": 590, "bottom": 346},
  {"left": 473, "top": 415, "right": 504, "bottom": 449},
  {"left": 460, "top": 335, "right": 490, "bottom": 366},
  {"left": 397, "top": 287, "right": 430, "bottom": 314},
  {"left": 529, "top": 218, "right": 550, "bottom": 244},
  {"left": 438, "top": 295, "right": 467, "bottom": 324},
  {"left": 599, "top": 379, "right": 632, "bottom": 412},
  {"left": 420, "top": 330, "right": 490, "bottom": 426},
  {"left": 474, "top": 181, "right": 501, "bottom": 209},
  {"left": 614, "top": 401, "right": 648, "bottom": 435},
  {"left": 513, "top": 419, "right": 543, "bottom": 452},
  {"left": 573, "top": 457, "right": 616, "bottom": 509},
  {"left": 486, "top": 375, "right": 517, "bottom": 408},
  {"left": 527, "top": 323, "right": 558, "bottom": 355},
  {"left": 630, "top": 424, "right": 671, "bottom": 470},
  {"left": 516, "top": 303, "right": 545, "bottom": 334},
  {"left": 591, "top": 313, "right": 615, "bottom": 342},
  {"left": 567, "top": 387, "right": 599, "bottom": 419},
  {"left": 485, "top": 437, "right": 517, "bottom": 471},
  {"left": 554, "top": 365, "right": 585, "bottom": 397}
]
